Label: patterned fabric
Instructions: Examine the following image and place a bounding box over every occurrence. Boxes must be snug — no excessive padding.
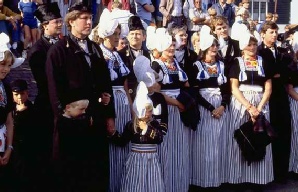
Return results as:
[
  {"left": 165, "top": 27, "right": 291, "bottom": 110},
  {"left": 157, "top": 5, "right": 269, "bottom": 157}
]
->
[
  {"left": 237, "top": 56, "right": 265, "bottom": 82},
  {"left": 0, "top": 82, "right": 7, "bottom": 108},
  {"left": 109, "top": 86, "right": 131, "bottom": 192},
  {"left": 194, "top": 61, "right": 227, "bottom": 85},
  {"left": 289, "top": 87, "right": 298, "bottom": 173},
  {"left": 224, "top": 92, "right": 273, "bottom": 184},
  {"left": 100, "top": 44, "right": 130, "bottom": 81},
  {"left": 121, "top": 144, "right": 165, "bottom": 192},
  {"left": 159, "top": 90, "right": 191, "bottom": 192},
  {"left": 190, "top": 88, "right": 228, "bottom": 187},
  {"left": 155, "top": 59, "right": 188, "bottom": 84}
]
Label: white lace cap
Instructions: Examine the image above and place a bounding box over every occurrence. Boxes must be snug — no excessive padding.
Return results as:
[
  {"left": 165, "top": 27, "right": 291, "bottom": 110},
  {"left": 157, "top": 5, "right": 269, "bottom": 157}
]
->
[
  {"left": 146, "top": 26, "right": 157, "bottom": 51},
  {"left": 155, "top": 28, "right": 172, "bottom": 52},
  {"left": 133, "top": 55, "right": 156, "bottom": 87},
  {"left": 0, "top": 33, "right": 24, "bottom": 68},
  {"left": 133, "top": 81, "right": 153, "bottom": 118},
  {"left": 199, "top": 25, "right": 216, "bottom": 51}
]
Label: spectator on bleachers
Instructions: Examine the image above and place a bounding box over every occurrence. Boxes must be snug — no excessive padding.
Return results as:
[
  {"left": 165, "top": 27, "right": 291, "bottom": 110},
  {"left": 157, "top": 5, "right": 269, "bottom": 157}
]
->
[
  {"left": 135, "top": 0, "right": 155, "bottom": 26},
  {"left": 212, "top": 0, "right": 235, "bottom": 27},
  {"left": 159, "top": 0, "right": 186, "bottom": 28},
  {"left": 18, "top": 0, "right": 41, "bottom": 58},
  {"left": 207, "top": 7, "right": 217, "bottom": 22},
  {"left": 0, "top": 0, "right": 22, "bottom": 56},
  {"left": 272, "top": 13, "right": 278, "bottom": 23}
]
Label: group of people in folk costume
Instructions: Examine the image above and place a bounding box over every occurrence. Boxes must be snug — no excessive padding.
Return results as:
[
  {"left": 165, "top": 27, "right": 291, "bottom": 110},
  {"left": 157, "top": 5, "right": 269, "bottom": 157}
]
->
[{"left": 1, "top": 1, "right": 298, "bottom": 192}]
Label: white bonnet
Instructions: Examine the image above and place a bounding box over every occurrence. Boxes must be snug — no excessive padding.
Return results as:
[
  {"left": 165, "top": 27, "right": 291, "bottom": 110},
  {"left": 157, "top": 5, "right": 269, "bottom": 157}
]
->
[
  {"left": 133, "top": 55, "right": 156, "bottom": 87},
  {"left": 199, "top": 25, "right": 216, "bottom": 51},
  {"left": 0, "top": 33, "right": 24, "bottom": 68},
  {"left": 133, "top": 81, "right": 153, "bottom": 118}
]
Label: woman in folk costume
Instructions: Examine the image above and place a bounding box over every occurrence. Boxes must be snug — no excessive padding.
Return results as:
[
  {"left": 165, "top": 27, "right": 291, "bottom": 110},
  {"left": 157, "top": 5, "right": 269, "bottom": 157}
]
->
[
  {"left": 227, "top": 26, "right": 274, "bottom": 185},
  {"left": 109, "top": 81, "right": 167, "bottom": 192},
  {"left": 287, "top": 32, "right": 298, "bottom": 174},
  {"left": 151, "top": 32, "right": 191, "bottom": 192},
  {"left": 189, "top": 25, "right": 230, "bottom": 188},
  {"left": 97, "top": 16, "right": 131, "bottom": 192}
]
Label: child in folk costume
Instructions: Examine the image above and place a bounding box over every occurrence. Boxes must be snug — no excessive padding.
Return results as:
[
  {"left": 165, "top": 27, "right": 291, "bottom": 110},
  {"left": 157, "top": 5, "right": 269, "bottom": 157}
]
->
[
  {"left": 56, "top": 88, "right": 95, "bottom": 191},
  {"left": 0, "top": 33, "right": 24, "bottom": 191},
  {"left": 109, "top": 81, "right": 167, "bottom": 192}
]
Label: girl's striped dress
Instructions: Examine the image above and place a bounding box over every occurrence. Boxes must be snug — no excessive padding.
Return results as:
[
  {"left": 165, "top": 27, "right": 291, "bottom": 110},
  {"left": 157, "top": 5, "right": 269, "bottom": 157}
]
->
[
  {"left": 152, "top": 59, "right": 191, "bottom": 192},
  {"left": 226, "top": 56, "right": 274, "bottom": 184},
  {"left": 190, "top": 60, "right": 230, "bottom": 187},
  {"left": 100, "top": 44, "right": 131, "bottom": 192},
  {"left": 109, "top": 120, "right": 167, "bottom": 192}
]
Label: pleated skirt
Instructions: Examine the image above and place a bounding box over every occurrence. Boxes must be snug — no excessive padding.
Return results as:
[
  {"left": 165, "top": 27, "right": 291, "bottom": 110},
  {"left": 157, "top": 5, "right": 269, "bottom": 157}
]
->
[
  {"left": 288, "top": 89, "right": 298, "bottom": 173},
  {"left": 159, "top": 89, "right": 191, "bottom": 192},
  {"left": 225, "top": 92, "right": 274, "bottom": 184},
  {"left": 190, "top": 90, "right": 228, "bottom": 187},
  {"left": 109, "top": 86, "right": 131, "bottom": 192},
  {"left": 121, "top": 144, "right": 164, "bottom": 192}
]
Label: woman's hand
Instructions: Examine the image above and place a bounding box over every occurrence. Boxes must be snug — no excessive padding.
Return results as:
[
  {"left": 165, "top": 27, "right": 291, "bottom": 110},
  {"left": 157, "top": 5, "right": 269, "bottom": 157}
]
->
[
  {"left": 177, "top": 101, "right": 185, "bottom": 112},
  {"left": 1, "top": 149, "right": 12, "bottom": 166},
  {"left": 101, "top": 92, "right": 111, "bottom": 105},
  {"left": 247, "top": 105, "right": 260, "bottom": 119},
  {"left": 211, "top": 106, "right": 225, "bottom": 119}
]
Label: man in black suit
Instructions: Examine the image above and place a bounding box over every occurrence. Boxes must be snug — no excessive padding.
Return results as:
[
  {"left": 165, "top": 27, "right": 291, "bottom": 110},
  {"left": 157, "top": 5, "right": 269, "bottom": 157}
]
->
[{"left": 257, "top": 21, "right": 292, "bottom": 183}]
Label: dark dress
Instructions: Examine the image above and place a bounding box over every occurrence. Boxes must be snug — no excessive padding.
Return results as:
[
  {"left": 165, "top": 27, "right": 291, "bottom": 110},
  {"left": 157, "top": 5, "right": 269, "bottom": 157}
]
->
[
  {"left": 11, "top": 100, "right": 37, "bottom": 190},
  {"left": 46, "top": 34, "right": 115, "bottom": 191},
  {"left": 56, "top": 115, "right": 93, "bottom": 191},
  {"left": 257, "top": 42, "right": 292, "bottom": 182}
]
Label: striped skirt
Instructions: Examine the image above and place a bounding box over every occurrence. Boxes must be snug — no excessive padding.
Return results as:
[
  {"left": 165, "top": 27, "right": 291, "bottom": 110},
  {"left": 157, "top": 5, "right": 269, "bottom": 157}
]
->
[
  {"left": 159, "top": 89, "right": 191, "bottom": 192},
  {"left": 121, "top": 144, "right": 164, "bottom": 192},
  {"left": 289, "top": 87, "right": 298, "bottom": 173},
  {"left": 190, "top": 88, "right": 228, "bottom": 187},
  {"left": 226, "top": 87, "right": 273, "bottom": 184},
  {"left": 109, "top": 86, "right": 131, "bottom": 192}
]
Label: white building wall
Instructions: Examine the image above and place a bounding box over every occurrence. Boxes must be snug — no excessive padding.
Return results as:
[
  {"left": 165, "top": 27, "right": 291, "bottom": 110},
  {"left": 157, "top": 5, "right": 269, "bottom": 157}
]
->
[{"left": 290, "top": 0, "right": 298, "bottom": 24}]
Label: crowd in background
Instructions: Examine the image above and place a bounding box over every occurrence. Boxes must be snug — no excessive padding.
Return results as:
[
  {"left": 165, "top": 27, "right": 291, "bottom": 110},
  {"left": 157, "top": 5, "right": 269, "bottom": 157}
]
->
[{"left": 1, "top": 0, "right": 298, "bottom": 192}]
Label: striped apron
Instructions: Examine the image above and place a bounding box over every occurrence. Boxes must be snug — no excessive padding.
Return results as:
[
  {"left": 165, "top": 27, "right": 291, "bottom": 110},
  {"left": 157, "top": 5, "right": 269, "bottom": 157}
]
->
[
  {"left": 190, "top": 88, "right": 228, "bottom": 187},
  {"left": 159, "top": 89, "right": 191, "bottom": 192},
  {"left": 289, "top": 87, "right": 298, "bottom": 173},
  {"left": 109, "top": 86, "right": 131, "bottom": 192},
  {"left": 121, "top": 143, "right": 164, "bottom": 192},
  {"left": 226, "top": 84, "right": 274, "bottom": 184}
]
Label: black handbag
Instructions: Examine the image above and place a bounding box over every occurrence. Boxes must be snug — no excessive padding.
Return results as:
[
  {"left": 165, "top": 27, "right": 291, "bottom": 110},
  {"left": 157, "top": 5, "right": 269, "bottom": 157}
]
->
[{"left": 234, "top": 113, "right": 276, "bottom": 165}]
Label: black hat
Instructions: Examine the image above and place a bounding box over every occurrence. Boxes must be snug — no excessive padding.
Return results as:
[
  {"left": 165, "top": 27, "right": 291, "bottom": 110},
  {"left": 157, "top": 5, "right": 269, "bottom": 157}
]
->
[
  {"left": 68, "top": 2, "right": 92, "bottom": 13},
  {"left": 34, "top": 2, "right": 61, "bottom": 23},
  {"left": 128, "top": 16, "right": 145, "bottom": 31},
  {"left": 10, "top": 79, "right": 28, "bottom": 92},
  {"left": 60, "top": 88, "right": 89, "bottom": 109}
]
